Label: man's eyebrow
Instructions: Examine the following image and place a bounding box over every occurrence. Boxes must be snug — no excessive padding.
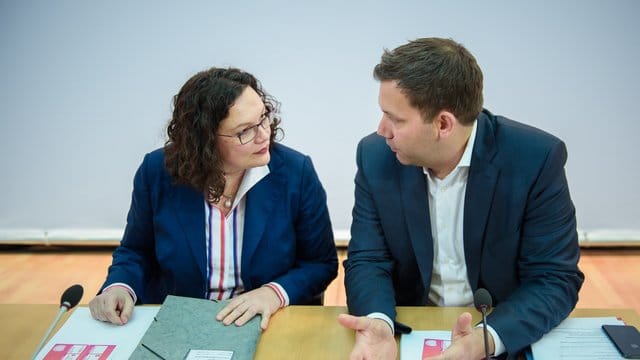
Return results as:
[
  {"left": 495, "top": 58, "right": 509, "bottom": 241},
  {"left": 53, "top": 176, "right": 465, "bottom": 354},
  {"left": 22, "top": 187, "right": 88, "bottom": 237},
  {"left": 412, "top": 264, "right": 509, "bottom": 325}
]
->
[{"left": 383, "top": 109, "right": 403, "bottom": 121}]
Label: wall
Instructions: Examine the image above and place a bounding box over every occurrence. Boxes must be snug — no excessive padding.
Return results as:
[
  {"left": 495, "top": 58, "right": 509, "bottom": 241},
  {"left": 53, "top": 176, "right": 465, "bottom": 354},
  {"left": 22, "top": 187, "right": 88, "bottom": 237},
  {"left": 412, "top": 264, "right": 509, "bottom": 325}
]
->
[{"left": 1, "top": 1, "right": 638, "bottom": 240}]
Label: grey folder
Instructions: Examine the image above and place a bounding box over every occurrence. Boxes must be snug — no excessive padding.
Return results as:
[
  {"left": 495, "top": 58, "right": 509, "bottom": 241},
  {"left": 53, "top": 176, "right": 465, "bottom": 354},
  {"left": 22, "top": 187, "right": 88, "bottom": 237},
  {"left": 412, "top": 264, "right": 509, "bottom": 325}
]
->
[{"left": 130, "top": 295, "right": 261, "bottom": 360}]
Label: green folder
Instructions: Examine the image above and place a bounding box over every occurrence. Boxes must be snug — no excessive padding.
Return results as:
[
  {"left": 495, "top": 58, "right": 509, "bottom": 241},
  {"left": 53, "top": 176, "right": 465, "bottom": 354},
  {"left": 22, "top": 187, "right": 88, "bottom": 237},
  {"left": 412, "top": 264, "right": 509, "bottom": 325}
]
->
[{"left": 130, "top": 295, "right": 261, "bottom": 360}]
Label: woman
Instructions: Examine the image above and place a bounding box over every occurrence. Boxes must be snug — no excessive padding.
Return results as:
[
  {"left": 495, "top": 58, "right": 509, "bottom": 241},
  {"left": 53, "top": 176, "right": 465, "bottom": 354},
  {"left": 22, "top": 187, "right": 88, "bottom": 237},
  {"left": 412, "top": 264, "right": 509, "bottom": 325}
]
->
[{"left": 89, "top": 67, "right": 338, "bottom": 330}]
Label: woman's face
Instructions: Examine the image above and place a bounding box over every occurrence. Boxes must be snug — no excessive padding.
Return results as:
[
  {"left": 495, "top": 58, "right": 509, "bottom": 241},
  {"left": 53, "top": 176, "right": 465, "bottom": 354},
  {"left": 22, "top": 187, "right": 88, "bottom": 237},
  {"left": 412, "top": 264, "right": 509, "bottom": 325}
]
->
[{"left": 216, "top": 87, "right": 271, "bottom": 174}]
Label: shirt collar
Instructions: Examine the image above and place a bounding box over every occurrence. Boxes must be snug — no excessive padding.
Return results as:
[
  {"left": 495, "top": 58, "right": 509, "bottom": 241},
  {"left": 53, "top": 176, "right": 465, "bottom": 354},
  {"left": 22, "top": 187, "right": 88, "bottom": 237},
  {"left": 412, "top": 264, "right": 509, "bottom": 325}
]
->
[
  {"left": 236, "top": 165, "right": 270, "bottom": 201},
  {"left": 423, "top": 119, "right": 478, "bottom": 176},
  {"left": 458, "top": 119, "right": 477, "bottom": 168}
]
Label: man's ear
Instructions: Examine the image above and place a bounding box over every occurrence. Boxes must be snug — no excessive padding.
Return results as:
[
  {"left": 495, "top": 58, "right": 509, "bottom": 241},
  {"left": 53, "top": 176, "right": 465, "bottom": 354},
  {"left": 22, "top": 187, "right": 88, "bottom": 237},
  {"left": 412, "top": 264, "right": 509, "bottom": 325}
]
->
[{"left": 435, "top": 110, "right": 457, "bottom": 138}]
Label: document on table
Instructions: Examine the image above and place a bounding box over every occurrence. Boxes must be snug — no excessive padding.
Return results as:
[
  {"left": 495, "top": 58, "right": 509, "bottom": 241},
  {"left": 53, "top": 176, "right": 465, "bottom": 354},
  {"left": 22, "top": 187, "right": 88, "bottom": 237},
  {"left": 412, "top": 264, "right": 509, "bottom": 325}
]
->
[
  {"left": 129, "top": 295, "right": 262, "bottom": 360},
  {"left": 530, "top": 316, "right": 625, "bottom": 359},
  {"left": 400, "top": 330, "right": 451, "bottom": 359},
  {"left": 33, "top": 306, "right": 159, "bottom": 360}
]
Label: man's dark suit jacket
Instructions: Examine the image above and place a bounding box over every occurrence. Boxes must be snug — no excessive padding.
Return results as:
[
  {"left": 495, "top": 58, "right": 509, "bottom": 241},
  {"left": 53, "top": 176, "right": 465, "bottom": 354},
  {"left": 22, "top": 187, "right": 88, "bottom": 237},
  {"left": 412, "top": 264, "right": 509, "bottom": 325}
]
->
[
  {"left": 344, "top": 109, "right": 584, "bottom": 357},
  {"left": 101, "top": 143, "right": 338, "bottom": 305}
]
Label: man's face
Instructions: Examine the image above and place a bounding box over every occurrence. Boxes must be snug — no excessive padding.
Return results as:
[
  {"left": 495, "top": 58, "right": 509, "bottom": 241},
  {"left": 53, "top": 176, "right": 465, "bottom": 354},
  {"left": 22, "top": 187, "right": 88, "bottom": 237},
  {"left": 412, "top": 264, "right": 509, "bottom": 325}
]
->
[{"left": 376, "top": 80, "right": 440, "bottom": 168}]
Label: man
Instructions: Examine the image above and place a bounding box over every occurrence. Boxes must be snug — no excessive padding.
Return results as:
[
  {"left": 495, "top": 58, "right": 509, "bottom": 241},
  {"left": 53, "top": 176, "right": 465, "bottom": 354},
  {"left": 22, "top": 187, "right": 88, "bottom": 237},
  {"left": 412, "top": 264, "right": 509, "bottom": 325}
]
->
[{"left": 337, "top": 37, "right": 584, "bottom": 359}]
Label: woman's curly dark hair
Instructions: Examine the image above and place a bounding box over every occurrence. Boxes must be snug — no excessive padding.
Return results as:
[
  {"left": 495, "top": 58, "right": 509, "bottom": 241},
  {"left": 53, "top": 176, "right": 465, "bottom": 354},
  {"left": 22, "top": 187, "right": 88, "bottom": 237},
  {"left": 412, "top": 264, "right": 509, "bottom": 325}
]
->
[{"left": 164, "top": 67, "right": 282, "bottom": 201}]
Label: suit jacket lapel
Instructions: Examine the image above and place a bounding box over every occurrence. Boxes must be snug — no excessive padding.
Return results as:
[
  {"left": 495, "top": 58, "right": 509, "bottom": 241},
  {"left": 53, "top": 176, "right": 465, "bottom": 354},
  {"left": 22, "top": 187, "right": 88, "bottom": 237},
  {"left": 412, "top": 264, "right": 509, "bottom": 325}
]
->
[
  {"left": 172, "top": 183, "right": 207, "bottom": 278},
  {"left": 242, "top": 155, "right": 286, "bottom": 289},
  {"left": 464, "top": 113, "right": 499, "bottom": 290},
  {"left": 399, "top": 164, "right": 434, "bottom": 295}
]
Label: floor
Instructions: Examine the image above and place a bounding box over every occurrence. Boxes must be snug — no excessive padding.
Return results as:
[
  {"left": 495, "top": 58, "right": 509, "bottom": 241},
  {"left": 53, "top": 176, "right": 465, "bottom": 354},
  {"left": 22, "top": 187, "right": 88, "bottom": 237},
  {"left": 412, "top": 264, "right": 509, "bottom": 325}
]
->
[{"left": 0, "top": 246, "right": 638, "bottom": 315}]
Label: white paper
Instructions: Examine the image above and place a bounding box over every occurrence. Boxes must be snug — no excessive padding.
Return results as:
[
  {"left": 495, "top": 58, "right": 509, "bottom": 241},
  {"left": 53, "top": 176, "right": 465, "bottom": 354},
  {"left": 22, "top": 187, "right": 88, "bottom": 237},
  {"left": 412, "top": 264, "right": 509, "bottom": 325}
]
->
[
  {"left": 531, "top": 317, "right": 625, "bottom": 360},
  {"left": 400, "top": 330, "right": 451, "bottom": 359},
  {"left": 185, "top": 349, "right": 234, "bottom": 360},
  {"left": 34, "top": 306, "right": 159, "bottom": 360}
]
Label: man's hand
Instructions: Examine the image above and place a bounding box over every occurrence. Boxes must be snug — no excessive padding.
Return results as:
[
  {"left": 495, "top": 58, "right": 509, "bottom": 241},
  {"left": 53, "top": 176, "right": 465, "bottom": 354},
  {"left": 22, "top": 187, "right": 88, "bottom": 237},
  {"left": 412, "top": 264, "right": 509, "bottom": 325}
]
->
[
  {"left": 427, "top": 312, "right": 495, "bottom": 360},
  {"left": 216, "top": 286, "right": 281, "bottom": 330},
  {"left": 88, "top": 286, "right": 134, "bottom": 325},
  {"left": 337, "top": 314, "right": 397, "bottom": 360}
]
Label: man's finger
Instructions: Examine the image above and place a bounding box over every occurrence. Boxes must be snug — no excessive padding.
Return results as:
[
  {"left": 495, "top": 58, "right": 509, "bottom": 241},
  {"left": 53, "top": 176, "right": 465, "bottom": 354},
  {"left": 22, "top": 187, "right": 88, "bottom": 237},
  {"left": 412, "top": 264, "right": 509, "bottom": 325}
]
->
[
  {"left": 337, "top": 313, "right": 371, "bottom": 331},
  {"left": 451, "top": 312, "right": 473, "bottom": 339}
]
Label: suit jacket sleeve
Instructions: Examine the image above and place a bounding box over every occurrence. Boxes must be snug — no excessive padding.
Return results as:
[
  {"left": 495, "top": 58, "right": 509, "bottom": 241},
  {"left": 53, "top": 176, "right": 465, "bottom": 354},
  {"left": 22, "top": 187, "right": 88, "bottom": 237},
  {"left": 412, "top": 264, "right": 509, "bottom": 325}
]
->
[
  {"left": 343, "top": 138, "right": 398, "bottom": 320},
  {"left": 269, "top": 155, "right": 339, "bottom": 304},
  {"left": 486, "top": 139, "right": 584, "bottom": 355},
  {"left": 100, "top": 152, "right": 159, "bottom": 302}
]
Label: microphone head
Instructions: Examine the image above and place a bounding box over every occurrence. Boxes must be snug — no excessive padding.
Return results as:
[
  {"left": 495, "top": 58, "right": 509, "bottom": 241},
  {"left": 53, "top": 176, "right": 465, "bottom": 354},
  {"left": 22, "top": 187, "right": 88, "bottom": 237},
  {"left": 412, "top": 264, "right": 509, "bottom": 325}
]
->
[
  {"left": 473, "top": 288, "right": 493, "bottom": 311},
  {"left": 60, "top": 284, "right": 84, "bottom": 310}
]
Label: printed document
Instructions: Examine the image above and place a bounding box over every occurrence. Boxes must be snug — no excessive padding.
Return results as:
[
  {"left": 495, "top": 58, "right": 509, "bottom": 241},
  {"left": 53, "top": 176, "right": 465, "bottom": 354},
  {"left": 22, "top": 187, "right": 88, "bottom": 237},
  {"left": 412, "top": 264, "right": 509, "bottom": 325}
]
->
[
  {"left": 530, "top": 316, "right": 625, "bottom": 359},
  {"left": 34, "top": 306, "right": 159, "bottom": 360}
]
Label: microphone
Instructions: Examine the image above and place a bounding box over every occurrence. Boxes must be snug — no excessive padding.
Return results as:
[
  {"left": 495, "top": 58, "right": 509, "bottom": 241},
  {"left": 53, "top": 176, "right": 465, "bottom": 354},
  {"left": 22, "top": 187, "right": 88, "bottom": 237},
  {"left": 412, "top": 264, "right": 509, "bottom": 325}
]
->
[
  {"left": 31, "top": 284, "right": 84, "bottom": 360},
  {"left": 474, "top": 288, "right": 493, "bottom": 360}
]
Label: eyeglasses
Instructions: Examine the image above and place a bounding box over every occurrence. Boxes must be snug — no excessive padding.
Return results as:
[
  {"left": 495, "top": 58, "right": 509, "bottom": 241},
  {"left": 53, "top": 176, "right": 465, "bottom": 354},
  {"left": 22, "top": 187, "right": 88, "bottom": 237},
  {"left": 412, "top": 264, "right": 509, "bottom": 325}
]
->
[{"left": 218, "top": 113, "right": 273, "bottom": 145}]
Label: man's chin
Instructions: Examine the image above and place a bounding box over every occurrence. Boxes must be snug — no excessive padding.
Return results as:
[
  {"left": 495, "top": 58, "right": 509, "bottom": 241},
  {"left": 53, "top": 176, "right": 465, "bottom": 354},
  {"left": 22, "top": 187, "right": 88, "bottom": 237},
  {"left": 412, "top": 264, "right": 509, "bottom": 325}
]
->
[{"left": 395, "top": 153, "right": 411, "bottom": 165}]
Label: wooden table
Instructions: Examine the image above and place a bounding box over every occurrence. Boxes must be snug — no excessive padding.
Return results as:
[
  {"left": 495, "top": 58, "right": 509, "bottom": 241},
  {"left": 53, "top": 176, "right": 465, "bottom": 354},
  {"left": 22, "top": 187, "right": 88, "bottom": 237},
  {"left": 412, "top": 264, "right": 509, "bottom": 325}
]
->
[{"left": 2, "top": 304, "right": 638, "bottom": 359}]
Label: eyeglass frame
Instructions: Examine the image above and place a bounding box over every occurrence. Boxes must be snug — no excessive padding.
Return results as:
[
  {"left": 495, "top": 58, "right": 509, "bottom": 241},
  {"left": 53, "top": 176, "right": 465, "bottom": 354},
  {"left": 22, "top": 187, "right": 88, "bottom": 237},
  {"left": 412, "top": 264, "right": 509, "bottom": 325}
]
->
[{"left": 217, "top": 112, "right": 274, "bottom": 145}]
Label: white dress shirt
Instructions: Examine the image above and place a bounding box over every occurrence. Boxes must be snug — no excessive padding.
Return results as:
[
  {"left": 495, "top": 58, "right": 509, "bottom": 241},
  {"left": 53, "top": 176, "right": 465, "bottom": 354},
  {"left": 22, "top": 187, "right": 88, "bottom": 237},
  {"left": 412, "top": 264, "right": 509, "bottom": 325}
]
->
[
  {"left": 424, "top": 122, "right": 476, "bottom": 307},
  {"left": 369, "top": 121, "right": 505, "bottom": 356}
]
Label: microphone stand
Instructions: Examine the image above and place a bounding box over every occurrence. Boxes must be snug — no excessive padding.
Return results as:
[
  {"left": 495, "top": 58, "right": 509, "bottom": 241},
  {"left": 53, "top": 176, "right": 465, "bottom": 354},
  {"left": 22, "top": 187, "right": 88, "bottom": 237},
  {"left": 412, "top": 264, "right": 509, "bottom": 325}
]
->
[
  {"left": 480, "top": 304, "right": 490, "bottom": 360},
  {"left": 31, "top": 303, "right": 71, "bottom": 360},
  {"left": 31, "top": 284, "right": 82, "bottom": 360}
]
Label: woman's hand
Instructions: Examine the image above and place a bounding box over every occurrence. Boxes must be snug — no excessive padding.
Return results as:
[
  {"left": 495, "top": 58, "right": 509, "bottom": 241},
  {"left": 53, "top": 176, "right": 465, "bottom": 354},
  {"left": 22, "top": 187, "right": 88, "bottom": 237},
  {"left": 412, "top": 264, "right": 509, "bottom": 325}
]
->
[
  {"left": 88, "top": 286, "right": 135, "bottom": 325},
  {"left": 216, "top": 286, "right": 282, "bottom": 330}
]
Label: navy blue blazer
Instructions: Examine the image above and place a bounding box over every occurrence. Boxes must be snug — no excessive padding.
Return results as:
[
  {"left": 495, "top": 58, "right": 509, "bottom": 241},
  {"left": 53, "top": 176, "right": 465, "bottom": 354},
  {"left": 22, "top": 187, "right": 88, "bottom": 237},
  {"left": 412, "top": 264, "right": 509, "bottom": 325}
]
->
[
  {"left": 102, "top": 143, "right": 338, "bottom": 305},
  {"left": 344, "top": 109, "right": 584, "bottom": 357}
]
